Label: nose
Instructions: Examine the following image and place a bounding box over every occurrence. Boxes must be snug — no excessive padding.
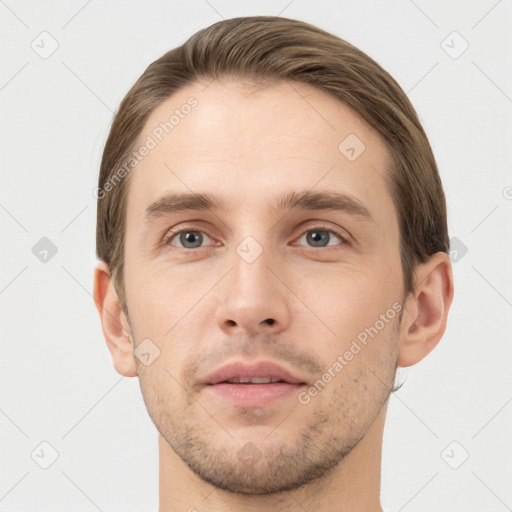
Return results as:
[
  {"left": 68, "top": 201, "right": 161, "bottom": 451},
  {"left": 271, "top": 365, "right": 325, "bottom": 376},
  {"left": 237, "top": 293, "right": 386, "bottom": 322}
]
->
[{"left": 215, "top": 240, "right": 291, "bottom": 336}]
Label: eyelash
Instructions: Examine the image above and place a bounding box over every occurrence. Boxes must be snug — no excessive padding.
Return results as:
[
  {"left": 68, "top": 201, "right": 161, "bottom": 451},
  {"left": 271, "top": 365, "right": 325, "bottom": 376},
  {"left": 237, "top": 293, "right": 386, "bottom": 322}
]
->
[{"left": 162, "top": 225, "right": 350, "bottom": 250}]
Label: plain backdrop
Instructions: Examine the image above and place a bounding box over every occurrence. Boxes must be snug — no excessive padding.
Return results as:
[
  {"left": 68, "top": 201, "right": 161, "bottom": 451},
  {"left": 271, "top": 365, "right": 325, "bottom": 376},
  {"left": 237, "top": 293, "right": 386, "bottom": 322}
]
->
[{"left": 1, "top": 1, "right": 511, "bottom": 510}]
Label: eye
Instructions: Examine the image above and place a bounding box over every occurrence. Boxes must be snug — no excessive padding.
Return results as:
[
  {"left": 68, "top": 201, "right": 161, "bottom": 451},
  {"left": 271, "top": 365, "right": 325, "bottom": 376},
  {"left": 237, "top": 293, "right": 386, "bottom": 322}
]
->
[
  {"left": 165, "top": 229, "right": 215, "bottom": 249},
  {"left": 162, "top": 226, "right": 349, "bottom": 251},
  {"left": 295, "top": 228, "right": 348, "bottom": 248}
]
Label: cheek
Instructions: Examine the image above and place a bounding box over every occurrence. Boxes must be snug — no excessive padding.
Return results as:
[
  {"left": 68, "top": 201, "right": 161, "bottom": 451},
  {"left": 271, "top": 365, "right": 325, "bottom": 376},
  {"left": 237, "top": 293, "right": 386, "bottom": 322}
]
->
[
  {"left": 125, "top": 261, "right": 186, "bottom": 331},
  {"left": 137, "top": 347, "right": 191, "bottom": 413},
  {"left": 303, "top": 267, "right": 402, "bottom": 374},
  {"left": 126, "top": 256, "right": 223, "bottom": 386},
  {"left": 305, "top": 269, "right": 387, "bottom": 334}
]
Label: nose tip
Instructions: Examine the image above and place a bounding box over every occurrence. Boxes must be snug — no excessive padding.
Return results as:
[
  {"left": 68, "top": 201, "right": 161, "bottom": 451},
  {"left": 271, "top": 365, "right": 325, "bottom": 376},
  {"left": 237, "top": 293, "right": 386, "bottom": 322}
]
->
[{"left": 215, "top": 238, "right": 291, "bottom": 336}]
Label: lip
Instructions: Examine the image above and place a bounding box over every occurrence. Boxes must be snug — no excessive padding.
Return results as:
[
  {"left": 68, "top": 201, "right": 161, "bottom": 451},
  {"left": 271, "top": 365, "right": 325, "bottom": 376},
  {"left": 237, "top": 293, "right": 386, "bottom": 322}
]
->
[
  {"left": 201, "top": 360, "right": 307, "bottom": 408},
  {"left": 205, "top": 382, "right": 305, "bottom": 407},
  {"left": 202, "top": 360, "right": 306, "bottom": 385}
]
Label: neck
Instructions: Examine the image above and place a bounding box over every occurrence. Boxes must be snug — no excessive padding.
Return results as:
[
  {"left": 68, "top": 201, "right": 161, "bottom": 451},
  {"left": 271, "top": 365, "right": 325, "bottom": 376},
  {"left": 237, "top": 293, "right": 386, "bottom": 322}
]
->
[{"left": 158, "top": 401, "right": 388, "bottom": 512}]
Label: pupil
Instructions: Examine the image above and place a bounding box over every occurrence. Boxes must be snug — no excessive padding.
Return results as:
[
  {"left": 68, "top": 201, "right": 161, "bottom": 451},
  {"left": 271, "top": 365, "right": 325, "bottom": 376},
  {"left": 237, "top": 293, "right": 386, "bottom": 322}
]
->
[
  {"left": 181, "top": 231, "right": 202, "bottom": 248},
  {"left": 307, "top": 230, "right": 329, "bottom": 247}
]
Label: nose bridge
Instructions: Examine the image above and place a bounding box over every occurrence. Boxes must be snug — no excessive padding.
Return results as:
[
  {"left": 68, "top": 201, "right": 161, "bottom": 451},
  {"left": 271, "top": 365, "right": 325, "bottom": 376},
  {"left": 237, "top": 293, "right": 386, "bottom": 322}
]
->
[
  {"left": 229, "top": 216, "right": 275, "bottom": 283},
  {"left": 230, "top": 231, "right": 275, "bottom": 304}
]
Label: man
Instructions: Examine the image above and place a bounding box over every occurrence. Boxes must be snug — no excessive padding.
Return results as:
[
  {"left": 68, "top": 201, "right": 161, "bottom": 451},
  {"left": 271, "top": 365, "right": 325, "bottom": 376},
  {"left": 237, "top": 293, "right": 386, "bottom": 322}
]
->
[{"left": 93, "top": 16, "right": 453, "bottom": 512}]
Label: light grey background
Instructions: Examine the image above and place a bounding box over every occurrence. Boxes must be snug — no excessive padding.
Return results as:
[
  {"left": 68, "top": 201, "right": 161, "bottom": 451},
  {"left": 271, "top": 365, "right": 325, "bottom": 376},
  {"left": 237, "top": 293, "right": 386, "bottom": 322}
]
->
[{"left": 1, "top": 0, "right": 511, "bottom": 510}]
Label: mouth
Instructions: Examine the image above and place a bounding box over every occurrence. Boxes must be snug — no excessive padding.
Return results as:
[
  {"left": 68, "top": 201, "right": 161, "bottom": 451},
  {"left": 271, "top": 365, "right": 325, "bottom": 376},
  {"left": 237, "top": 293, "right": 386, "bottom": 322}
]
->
[{"left": 202, "top": 361, "right": 307, "bottom": 407}]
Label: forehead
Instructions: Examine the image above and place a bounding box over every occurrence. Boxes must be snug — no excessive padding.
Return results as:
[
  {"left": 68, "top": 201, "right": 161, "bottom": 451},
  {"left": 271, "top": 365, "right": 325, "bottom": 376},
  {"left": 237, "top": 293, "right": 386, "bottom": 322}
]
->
[{"left": 126, "top": 78, "right": 396, "bottom": 229}]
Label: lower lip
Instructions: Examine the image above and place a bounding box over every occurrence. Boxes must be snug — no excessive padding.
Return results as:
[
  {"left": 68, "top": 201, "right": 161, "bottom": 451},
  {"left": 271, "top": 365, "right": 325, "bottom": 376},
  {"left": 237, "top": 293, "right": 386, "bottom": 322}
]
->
[{"left": 205, "top": 382, "right": 304, "bottom": 407}]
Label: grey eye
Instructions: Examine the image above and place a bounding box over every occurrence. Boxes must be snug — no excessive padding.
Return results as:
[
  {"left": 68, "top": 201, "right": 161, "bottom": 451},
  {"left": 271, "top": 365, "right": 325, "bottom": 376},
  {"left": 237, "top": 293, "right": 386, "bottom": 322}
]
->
[
  {"left": 170, "top": 230, "right": 213, "bottom": 249},
  {"left": 297, "top": 229, "right": 343, "bottom": 248}
]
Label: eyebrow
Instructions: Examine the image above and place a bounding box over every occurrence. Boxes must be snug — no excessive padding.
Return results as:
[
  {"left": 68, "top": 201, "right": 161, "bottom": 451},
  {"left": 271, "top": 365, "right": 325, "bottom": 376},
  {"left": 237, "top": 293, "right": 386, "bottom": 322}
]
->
[{"left": 144, "top": 190, "right": 373, "bottom": 223}]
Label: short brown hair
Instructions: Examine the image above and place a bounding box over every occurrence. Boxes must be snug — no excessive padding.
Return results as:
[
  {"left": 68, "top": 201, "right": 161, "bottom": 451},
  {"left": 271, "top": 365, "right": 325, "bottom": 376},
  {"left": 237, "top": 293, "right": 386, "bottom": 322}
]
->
[{"left": 96, "top": 15, "right": 449, "bottom": 311}]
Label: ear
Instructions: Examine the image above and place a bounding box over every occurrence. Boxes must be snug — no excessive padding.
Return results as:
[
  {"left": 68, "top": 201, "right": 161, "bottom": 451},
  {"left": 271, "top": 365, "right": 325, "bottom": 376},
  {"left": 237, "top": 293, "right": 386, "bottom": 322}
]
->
[
  {"left": 397, "top": 252, "right": 454, "bottom": 367},
  {"left": 93, "top": 261, "right": 138, "bottom": 377}
]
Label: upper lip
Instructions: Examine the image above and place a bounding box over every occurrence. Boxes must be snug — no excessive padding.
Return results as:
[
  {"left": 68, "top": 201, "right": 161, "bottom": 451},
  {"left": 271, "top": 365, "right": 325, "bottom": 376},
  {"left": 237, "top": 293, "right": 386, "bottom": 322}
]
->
[{"left": 202, "top": 360, "right": 306, "bottom": 385}]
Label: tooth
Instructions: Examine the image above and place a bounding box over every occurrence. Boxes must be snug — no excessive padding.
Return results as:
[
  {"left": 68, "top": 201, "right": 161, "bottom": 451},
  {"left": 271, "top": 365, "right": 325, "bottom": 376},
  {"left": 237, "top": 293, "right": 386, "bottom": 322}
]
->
[
  {"left": 225, "top": 377, "right": 282, "bottom": 384},
  {"left": 228, "top": 377, "right": 268, "bottom": 383}
]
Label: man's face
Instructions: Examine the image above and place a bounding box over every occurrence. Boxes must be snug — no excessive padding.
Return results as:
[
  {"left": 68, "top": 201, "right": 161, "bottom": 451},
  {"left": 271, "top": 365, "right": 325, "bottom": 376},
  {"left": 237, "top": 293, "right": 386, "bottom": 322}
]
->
[{"left": 122, "top": 79, "right": 405, "bottom": 494}]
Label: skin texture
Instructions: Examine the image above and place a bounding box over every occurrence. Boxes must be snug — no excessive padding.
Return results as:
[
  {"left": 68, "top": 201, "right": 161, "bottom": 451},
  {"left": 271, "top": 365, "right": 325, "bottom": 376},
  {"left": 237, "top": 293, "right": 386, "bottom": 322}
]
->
[{"left": 94, "top": 79, "right": 454, "bottom": 512}]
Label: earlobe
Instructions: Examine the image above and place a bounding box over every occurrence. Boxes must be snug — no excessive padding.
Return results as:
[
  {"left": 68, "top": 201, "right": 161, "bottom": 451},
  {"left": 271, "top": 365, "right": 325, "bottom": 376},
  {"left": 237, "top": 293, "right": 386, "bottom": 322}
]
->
[
  {"left": 93, "top": 261, "right": 138, "bottom": 377},
  {"left": 397, "top": 252, "right": 454, "bottom": 368}
]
